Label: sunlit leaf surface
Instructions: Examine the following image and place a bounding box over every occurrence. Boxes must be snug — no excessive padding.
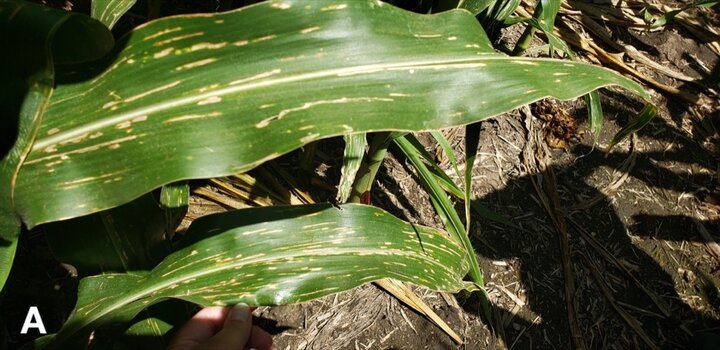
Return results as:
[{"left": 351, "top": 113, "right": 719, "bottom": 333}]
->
[
  {"left": 14, "top": 0, "right": 651, "bottom": 227},
  {"left": 44, "top": 204, "right": 470, "bottom": 349}
]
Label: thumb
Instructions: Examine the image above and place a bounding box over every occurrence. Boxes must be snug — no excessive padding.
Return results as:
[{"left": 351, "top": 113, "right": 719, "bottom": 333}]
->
[{"left": 197, "top": 304, "right": 252, "bottom": 350}]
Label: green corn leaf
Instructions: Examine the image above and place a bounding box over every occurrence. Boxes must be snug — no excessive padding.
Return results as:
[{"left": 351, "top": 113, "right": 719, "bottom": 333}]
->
[
  {"left": 44, "top": 192, "right": 172, "bottom": 274},
  {"left": 650, "top": 0, "right": 719, "bottom": 28},
  {"left": 482, "top": 0, "right": 521, "bottom": 27},
  {"left": 395, "top": 135, "right": 491, "bottom": 321},
  {"left": 587, "top": 90, "right": 604, "bottom": 143},
  {"left": 0, "top": 0, "right": 112, "bottom": 240},
  {"left": 91, "top": 0, "right": 137, "bottom": 29},
  {"left": 0, "top": 237, "right": 18, "bottom": 293},
  {"left": 538, "top": 0, "right": 561, "bottom": 33},
  {"left": 338, "top": 134, "right": 366, "bottom": 203},
  {"left": 395, "top": 135, "right": 478, "bottom": 282},
  {"left": 40, "top": 203, "right": 470, "bottom": 349},
  {"left": 0, "top": 1, "right": 112, "bottom": 294},
  {"left": 349, "top": 132, "right": 398, "bottom": 203},
  {"left": 457, "top": 0, "right": 496, "bottom": 15},
  {"left": 160, "top": 182, "right": 189, "bottom": 209},
  {"left": 608, "top": 104, "right": 657, "bottom": 149},
  {"left": 101, "top": 299, "right": 196, "bottom": 350},
  {"left": 404, "top": 133, "right": 518, "bottom": 229},
  {"left": 430, "top": 131, "right": 460, "bottom": 178},
  {"left": 12, "top": 0, "right": 653, "bottom": 229}
]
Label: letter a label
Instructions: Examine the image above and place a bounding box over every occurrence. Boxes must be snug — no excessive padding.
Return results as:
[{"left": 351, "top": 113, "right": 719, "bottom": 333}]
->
[{"left": 20, "top": 306, "right": 46, "bottom": 334}]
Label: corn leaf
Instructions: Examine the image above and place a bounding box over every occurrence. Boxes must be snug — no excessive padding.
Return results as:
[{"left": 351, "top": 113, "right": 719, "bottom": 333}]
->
[
  {"left": 430, "top": 131, "right": 460, "bottom": 178},
  {"left": 406, "top": 134, "right": 519, "bottom": 229},
  {"left": 395, "top": 135, "right": 491, "bottom": 320},
  {"left": 0, "top": 1, "right": 113, "bottom": 293},
  {"left": 13, "top": 0, "right": 653, "bottom": 229},
  {"left": 91, "top": 0, "right": 137, "bottom": 29},
  {"left": 457, "top": 0, "right": 496, "bottom": 15},
  {"left": 44, "top": 192, "right": 171, "bottom": 274},
  {"left": 41, "top": 203, "right": 470, "bottom": 349},
  {"left": 337, "top": 134, "right": 366, "bottom": 203},
  {"left": 609, "top": 104, "right": 657, "bottom": 149},
  {"left": 0, "top": 237, "right": 17, "bottom": 293},
  {"left": 1, "top": 0, "right": 111, "bottom": 240},
  {"left": 649, "top": 0, "right": 720, "bottom": 28},
  {"left": 587, "top": 90, "right": 604, "bottom": 143}
]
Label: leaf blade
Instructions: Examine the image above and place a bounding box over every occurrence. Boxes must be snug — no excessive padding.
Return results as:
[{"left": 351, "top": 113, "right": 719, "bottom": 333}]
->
[
  {"left": 91, "top": 0, "right": 137, "bottom": 29},
  {"left": 15, "top": 0, "right": 652, "bottom": 227},
  {"left": 45, "top": 203, "right": 470, "bottom": 349}
]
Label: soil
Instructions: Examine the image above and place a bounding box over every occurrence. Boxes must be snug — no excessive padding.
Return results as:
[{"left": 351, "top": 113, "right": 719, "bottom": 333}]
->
[{"left": 2, "top": 1, "right": 719, "bottom": 350}]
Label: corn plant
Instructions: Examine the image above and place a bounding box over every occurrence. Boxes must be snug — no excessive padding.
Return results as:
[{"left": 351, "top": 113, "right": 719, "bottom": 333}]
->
[{"left": 0, "top": 0, "right": 656, "bottom": 348}]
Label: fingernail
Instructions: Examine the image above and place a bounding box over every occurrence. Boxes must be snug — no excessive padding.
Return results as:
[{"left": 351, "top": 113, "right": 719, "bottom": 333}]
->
[{"left": 229, "top": 303, "right": 250, "bottom": 322}]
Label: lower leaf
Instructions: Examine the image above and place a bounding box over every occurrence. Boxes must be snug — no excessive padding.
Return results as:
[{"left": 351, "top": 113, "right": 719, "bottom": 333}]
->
[{"left": 42, "top": 203, "right": 470, "bottom": 349}]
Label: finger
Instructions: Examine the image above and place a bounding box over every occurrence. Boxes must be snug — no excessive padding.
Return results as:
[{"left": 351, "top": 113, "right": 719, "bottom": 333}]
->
[
  {"left": 195, "top": 303, "right": 252, "bottom": 350},
  {"left": 246, "top": 325, "right": 273, "bottom": 350},
  {"left": 167, "top": 307, "right": 229, "bottom": 350}
]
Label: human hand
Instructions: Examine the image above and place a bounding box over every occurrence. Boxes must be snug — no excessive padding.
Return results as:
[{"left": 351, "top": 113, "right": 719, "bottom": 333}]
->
[{"left": 168, "top": 304, "right": 273, "bottom": 350}]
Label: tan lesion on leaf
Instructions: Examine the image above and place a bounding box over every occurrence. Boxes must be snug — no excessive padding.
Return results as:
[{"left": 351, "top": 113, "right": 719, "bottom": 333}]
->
[
  {"left": 255, "top": 97, "right": 393, "bottom": 128},
  {"left": 143, "top": 27, "right": 182, "bottom": 41},
  {"left": 154, "top": 32, "right": 204, "bottom": 46},
  {"left": 512, "top": 60, "right": 539, "bottom": 66},
  {"left": 229, "top": 69, "right": 282, "bottom": 86},
  {"left": 59, "top": 171, "right": 126, "bottom": 188},
  {"left": 153, "top": 47, "right": 175, "bottom": 59},
  {"left": 280, "top": 54, "right": 306, "bottom": 62},
  {"left": 321, "top": 3, "right": 347, "bottom": 11},
  {"left": 197, "top": 96, "right": 222, "bottom": 105},
  {"left": 300, "top": 133, "right": 320, "bottom": 143},
  {"left": 414, "top": 33, "right": 442, "bottom": 38},
  {"left": 271, "top": 2, "right": 291, "bottom": 9},
  {"left": 25, "top": 135, "right": 142, "bottom": 165},
  {"left": 252, "top": 34, "right": 277, "bottom": 43},
  {"left": 105, "top": 81, "right": 181, "bottom": 111},
  {"left": 176, "top": 58, "right": 217, "bottom": 71},
  {"left": 198, "top": 83, "right": 220, "bottom": 93},
  {"left": 189, "top": 42, "right": 227, "bottom": 51},
  {"left": 300, "top": 26, "right": 320, "bottom": 34}
]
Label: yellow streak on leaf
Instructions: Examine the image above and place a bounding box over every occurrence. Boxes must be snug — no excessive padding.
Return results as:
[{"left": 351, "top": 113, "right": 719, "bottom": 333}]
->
[
  {"left": 301, "top": 26, "right": 320, "bottom": 34},
  {"left": 272, "top": 2, "right": 291, "bottom": 9},
  {"left": 122, "top": 81, "right": 182, "bottom": 104},
  {"left": 153, "top": 47, "right": 174, "bottom": 59},
  {"left": 229, "top": 69, "right": 282, "bottom": 86},
  {"left": 512, "top": 60, "right": 539, "bottom": 66},
  {"left": 197, "top": 96, "right": 222, "bottom": 105},
  {"left": 190, "top": 42, "right": 227, "bottom": 51},
  {"left": 176, "top": 58, "right": 217, "bottom": 71},
  {"left": 163, "top": 112, "right": 222, "bottom": 124},
  {"left": 252, "top": 34, "right": 277, "bottom": 43},
  {"left": 143, "top": 27, "right": 182, "bottom": 41},
  {"left": 154, "top": 32, "right": 204, "bottom": 46},
  {"left": 321, "top": 4, "right": 347, "bottom": 11},
  {"left": 256, "top": 97, "right": 393, "bottom": 128}
]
